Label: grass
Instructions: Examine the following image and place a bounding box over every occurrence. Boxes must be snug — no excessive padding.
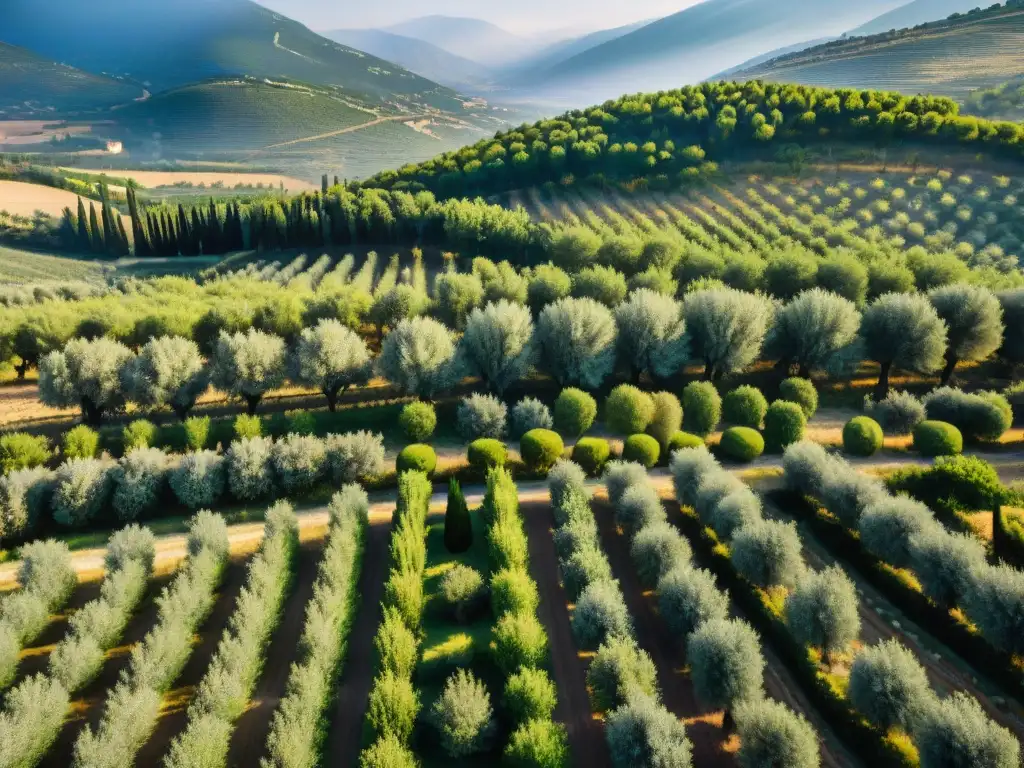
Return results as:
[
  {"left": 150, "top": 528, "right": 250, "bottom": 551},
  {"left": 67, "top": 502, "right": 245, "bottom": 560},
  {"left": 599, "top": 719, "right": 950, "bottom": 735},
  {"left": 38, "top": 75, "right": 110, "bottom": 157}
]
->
[{"left": 0, "top": 245, "right": 222, "bottom": 285}]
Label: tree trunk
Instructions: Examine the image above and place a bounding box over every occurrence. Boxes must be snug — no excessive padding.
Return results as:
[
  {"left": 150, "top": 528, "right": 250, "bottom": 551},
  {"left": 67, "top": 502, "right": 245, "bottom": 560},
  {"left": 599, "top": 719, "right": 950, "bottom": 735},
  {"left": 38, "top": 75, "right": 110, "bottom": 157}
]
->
[
  {"left": 81, "top": 397, "right": 103, "bottom": 427},
  {"left": 940, "top": 356, "right": 958, "bottom": 386},
  {"left": 174, "top": 404, "right": 190, "bottom": 422},
  {"left": 797, "top": 363, "right": 811, "bottom": 379},
  {"left": 722, "top": 709, "right": 735, "bottom": 733},
  {"left": 993, "top": 504, "right": 1007, "bottom": 563},
  {"left": 325, "top": 387, "right": 339, "bottom": 413},
  {"left": 15, "top": 361, "right": 29, "bottom": 380},
  {"left": 245, "top": 394, "right": 262, "bottom": 416},
  {"left": 704, "top": 361, "right": 716, "bottom": 381},
  {"left": 876, "top": 361, "right": 892, "bottom": 401}
]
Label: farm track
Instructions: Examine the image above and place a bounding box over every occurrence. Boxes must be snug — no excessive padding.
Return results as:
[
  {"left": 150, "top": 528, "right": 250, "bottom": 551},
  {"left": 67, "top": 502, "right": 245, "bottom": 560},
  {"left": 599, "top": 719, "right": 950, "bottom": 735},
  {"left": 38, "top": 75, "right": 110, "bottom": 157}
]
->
[
  {"left": 226, "top": 535, "right": 326, "bottom": 766},
  {"left": 325, "top": 516, "right": 394, "bottom": 765},
  {"left": 254, "top": 114, "right": 426, "bottom": 151},
  {"left": 136, "top": 555, "right": 254, "bottom": 765},
  {"left": 521, "top": 500, "right": 611, "bottom": 768}
]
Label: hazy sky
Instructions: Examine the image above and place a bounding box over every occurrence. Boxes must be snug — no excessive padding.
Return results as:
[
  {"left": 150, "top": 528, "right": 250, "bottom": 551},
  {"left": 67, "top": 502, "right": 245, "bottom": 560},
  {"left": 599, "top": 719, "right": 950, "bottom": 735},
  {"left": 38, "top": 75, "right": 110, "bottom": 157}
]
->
[{"left": 253, "top": 0, "right": 700, "bottom": 34}]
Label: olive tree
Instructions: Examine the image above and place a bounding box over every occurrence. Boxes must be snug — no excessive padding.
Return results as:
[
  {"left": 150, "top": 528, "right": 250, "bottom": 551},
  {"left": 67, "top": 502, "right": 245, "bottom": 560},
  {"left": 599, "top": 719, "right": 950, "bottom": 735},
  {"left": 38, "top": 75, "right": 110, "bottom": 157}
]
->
[
  {"left": 766, "top": 289, "right": 861, "bottom": 377},
  {"left": 587, "top": 636, "right": 658, "bottom": 712},
  {"left": 434, "top": 270, "right": 484, "bottom": 329},
  {"left": 38, "top": 337, "right": 134, "bottom": 425},
  {"left": 606, "top": 692, "right": 693, "bottom": 768},
  {"left": 378, "top": 316, "right": 463, "bottom": 400},
  {"left": 461, "top": 300, "right": 535, "bottom": 395},
  {"left": 732, "top": 520, "right": 805, "bottom": 590},
  {"left": 910, "top": 528, "right": 986, "bottom": 609},
  {"left": 860, "top": 293, "right": 947, "bottom": 399},
  {"left": 527, "top": 263, "right": 571, "bottom": 314},
  {"left": 997, "top": 289, "right": 1024, "bottom": 365},
  {"left": 915, "top": 693, "right": 1019, "bottom": 768},
  {"left": 657, "top": 564, "right": 729, "bottom": 639},
  {"left": 571, "top": 265, "right": 628, "bottom": 307},
  {"left": 210, "top": 329, "right": 287, "bottom": 415},
  {"left": 292, "top": 320, "right": 372, "bottom": 411},
  {"left": 928, "top": 283, "right": 1004, "bottom": 384},
  {"left": 735, "top": 699, "right": 820, "bottom": 768},
  {"left": 964, "top": 564, "right": 1024, "bottom": 656},
  {"left": 431, "top": 669, "right": 495, "bottom": 758},
  {"left": 858, "top": 497, "right": 935, "bottom": 568},
  {"left": 122, "top": 336, "right": 209, "bottom": 420},
  {"left": 683, "top": 287, "right": 773, "bottom": 379},
  {"left": 848, "top": 639, "right": 932, "bottom": 731},
  {"left": 688, "top": 618, "right": 765, "bottom": 719},
  {"left": 536, "top": 297, "right": 617, "bottom": 389},
  {"left": 785, "top": 565, "right": 860, "bottom": 663},
  {"left": 614, "top": 289, "right": 689, "bottom": 381}
]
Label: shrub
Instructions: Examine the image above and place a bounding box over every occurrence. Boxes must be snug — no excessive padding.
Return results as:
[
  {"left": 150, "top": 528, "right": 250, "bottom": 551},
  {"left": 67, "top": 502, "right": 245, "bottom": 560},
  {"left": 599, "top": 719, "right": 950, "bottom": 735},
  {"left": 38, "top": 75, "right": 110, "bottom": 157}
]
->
[
  {"left": 914, "top": 421, "right": 963, "bottom": 457},
  {"left": 571, "top": 580, "right": 631, "bottom": 650},
  {"left": 843, "top": 417, "right": 883, "bottom": 456},
  {"left": 785, "top": 565, "right": 860, "bottom": 661},
  {"left": 587, "top": 636, "right": 658, "bottom": 712},
  {"left": 889, "top": 455, "right": 1004, "bottom": 516},
  {"left": 923, "top": 387, "right": 1012, "bottom": 442},
  {"left": 63, "top": 425, "right": 99, "bottom": 460},
  {"left": 105, "top": 524, "right": 157, "bottom": 574},
  {"left": 622, "top": 434, "right": 660, "bottom": 468},
  {"left": 735, "top": 699, "right": 819, "bottom": 768},
  {"left": 656, "top": 564, "right": 729, "bottom": 639},
  {"left": 573, "top": 437, "right": 611, "bottom": 477},
  {"left": 367, "top": 671, "right": 419, "bottom": 743},
  {"left": 51, "top": 457, "right": 113, "bottom": 527},
  {"left": 505, "top": 667, "right": 558, "bottom": 723},
  {"left": 548, "top": 460, "right": 589, "bottom": 511},
  {"left": 632, "top": 522, "right": 691, "bottom": 587},
  {"left": 399, "top": 401, "right": 436, "bottom": 442},
  {"left": 719, "top": 427, "right": 764, "bottom": 463},
  {"left": 323, "top": 431, "right": 385, "bottom": 484},
  {"left": 111, "top": 447, "right": 168, "bottom": 522},
  {"left": 606, "top": 692, "right": 692, "bottom": 768},
  {"left": 492, "top": 611, "right": 548, "bottom": 673},
  {"left": 668, "top": 432, "right": 704, "bottom": 453},
  {"left": 361, "top": 734, "right": 418, "bottom": 768},
  {"left": 520, "top": 430, "right": 564, "bottom": 474},
  {"left": 553, "top": 388, "right": 597, "bottom": 438},
  {"left": 375, "top": 607, "right": 418, "bottom": 680},
  {"left": 723, "top": 386, "right": 768, "bottom": 428},
  {"left": 915, "top": 693, "right": 1019, "bottom": 768},
  {"left": 910, "top": 527, "right": 986, "bottom": 608},
  {"left": 553, "top": 517, "right": 599, "bottom": 560},
  {"left": 682, "top": 381, "right": 722, "bottom": 437},
  {"left": 848, "top": 639, "right": 932, "bottom": 731},
  {"left": 561, "top": 545, "right": 613, "bottom": 601},
  {"left": 169, "top": 450, "right": 226, "bottom": 509},
  {"left": 0, "top": 433, "right": 51, "bottom": 473},
  {"left": 271, "top": 434, "right": 326, "bottom": 494},
  {"left": 19, "top": 539, "right": 77, "bottom": 608},
  {"left": 858, "top": 497, "right": 935, "bottom": 568},
  {"left": 865, "top": 390, "right": 925, "bottom": 436},
  {"left": 732, "top": 519, "right": 804, "bottom": 589},
  {"left": 0, "top": 467, "right": 53, "bottom": 540},
  {"left": 615, "top": 483, "right": 665, "bottom": 538},
  {"left": 288, "top": 410, "right": 317, "bottom": 436},
  {"left": 511, "top": 397, "right": 553, "bottom": 438},
  {"left": 183, "top": 416, "right": 210, "bottom": 452},
  {"left": 441, "top": 564, "right": 485, "bottom": 623},
  {"left": 694, "top": 471, "right": 745, "bottom": 524},
  {"left": 820, "top": 468, "right": 888, "bottom": 528},
  {"left": 764, "top": 401, "right": 806, "bottom": 452},
  {"left": 688, "top": 618, "right": 765, "bottom": 714},
  {"left": 605, "top": 385, "right": 655, "bottom": 435},
  {"left": 233, "top": 413, "right": 262, "bottom": 441},
  {"left": 710, "top": 487, "right": 763, "bottom": 542},
  {"left": 122, "top": 420, "right": 157, "bottom": 452},
  {"left": 225, "top": 436, "right": 274, "bottom": 502},
  {"left": 505, "top": 719, "right": 569, "bottom": 768},
  {"left": 963, "top": 563, "right": 1024, "bottom": 655},
  {"left": 603, "top": 460, "right": 648, "bottom": 507},
  {"left": 781, "top": 441, "right": 834, "bottom": 498},
  {"left": 467, "top": 439, "right": 507, "bottom": 472},
  {"left": 491, "top": 568, "right": 539, "bottom": 618},
  {"left": 647, "top": 392, "right": 683, "bottom": 448},
  {"left": 396, "top": 444, "right": 437, "bottom": 475},
  {"left": 457, "top": 394, "right": 508, "bottom": 441},
  {"left": 670, "top": 446, "right": 719, "bottom": 509},
  {"left": 779, "top": 378, "right": 818, "bottom": 419}
]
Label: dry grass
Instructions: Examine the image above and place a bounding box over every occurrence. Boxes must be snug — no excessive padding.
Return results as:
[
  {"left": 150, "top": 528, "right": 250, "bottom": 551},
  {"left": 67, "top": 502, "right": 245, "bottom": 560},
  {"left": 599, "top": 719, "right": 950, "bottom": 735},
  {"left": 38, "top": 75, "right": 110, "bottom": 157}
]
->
[{"left": 60, "top": 169, "right": 315, "bottom": 193}]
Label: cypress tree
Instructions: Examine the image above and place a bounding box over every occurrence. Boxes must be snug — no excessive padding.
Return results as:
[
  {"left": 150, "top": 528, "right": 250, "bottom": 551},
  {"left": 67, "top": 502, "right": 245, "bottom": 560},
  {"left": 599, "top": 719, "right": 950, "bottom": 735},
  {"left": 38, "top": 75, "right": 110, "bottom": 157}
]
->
[
  {"left": 444, "top": 477, "right": 473, "bottom": 553},
  {"left": 126, "top": 188, "right": 150, "bottom": 256},
  {"left": 190, "top": 208, "right": 204, "bottom": 254},
  {"left": 321, "top": 174, "right": 329, "bottom": 194},
  {"left": 116, "top": 216, "right": 131, "bottom": 256},
  {"left": 177, "top": 204, "right": 192, "bottom": 255},
  {"left": 76, "top": 196, "right": 91, "bottom": 251},
  {"left": 88, "top": 203, "right": 105, "bottom": 254},
  {"left": 60, "top": 207, "right": 78, "bottom": 249},
  {"left": 206, "top": 199, "right": 222, "bottom": 253}
]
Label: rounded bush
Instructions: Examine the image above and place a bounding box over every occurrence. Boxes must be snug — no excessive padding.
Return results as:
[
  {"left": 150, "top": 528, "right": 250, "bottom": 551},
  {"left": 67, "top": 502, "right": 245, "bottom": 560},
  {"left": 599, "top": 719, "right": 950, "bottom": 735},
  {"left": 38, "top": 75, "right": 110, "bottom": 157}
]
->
[
  {"left": 468, "top": 439, "right": 507, "bottom": 471},
  {"left": 587, "top": 637, "right": 658, "bottom": 713},
  {"left": 913, "top": 421, "right": 963, "bottom": 457},
  {"left": 572, "top": 437, "right": 611, "bottom": 477},
  {"left": 603, "top": 460, "right": 649, "bottom": 506},
  {"left": 169, "top": 451, "right": 226, "bottom": 510},
  {"left": 0, "top": 433, "right": 51, "bottom": 475},
  {"left": 916, "top": 692, "right": 1020, "bottom": 768},
  {"left": 923, "top": 387, "right": 1012, "bottom": 442},
  {"left": 511, "top": 397, "right": 553, "bottom": 438},
  {"left": 648, "top": 392, "right": 683, "bottom": 448},
  {"left": 688, "top": 618, "right": 765, "bottom": 712},
  {"left": 361, "top": 735, "right": 418, "bottom": 768},
  {"left": 571, "top": 580, "right": 631, "bottom": 650},
  {"left": 764, "top": 401, "right": 806, "bottom": 453},
  {"left": 858, "top": 497, "right": 935, "bottom": 569},
  {"left": 63, "top": 425, "right": 99, "bottom": 460},
  {"left": 632, "top": 522, "right": 691, "bottom": 587},
  {"left": 723, "top": 385, "right": 769, "bottom": 428},
  {"left": 668, "top": 431, "right": 704, "bottom": 453},
  {"left": 520, "top": 429, "right": 564, "bottom": 474},
  {"left": 865, "top": 390, "right": 924, "bottom": 436},
  {"left": 226, "top": 436, "right": 275, "bottom": 502},
  {"left": 122, "top": 420, "right": 157, "bottom": 452},
  {"left": 505, "top": 667, "right": 558, "bottom": 724},
  {"left": 441, "top": 564, "right": 486, "bottom": 623},
  {"left": 711, "top": 488, "right": 763, "bottom": 542},
  {"left": 548, "top": 460, "right": 589, "bottom": 510},
  {"left": 111, "top": 447, "right": 168, "bottom": 522},
  {"left": 732, "top": 519, "right": 805, "bottom": 589},
  {"left": 271, "top": 434, "right": 326, "bottom": 494},
  {"left": 553, "top": 517, "right": 599, "bottom": 560},
  {"left": 779, "top": 378, "right": 818, "bottom": 419},
  {"left": 606, "top": 692, "right": 692, "bottom": 768},
  {"left": 560, "top": 545, "right": 613, "bottom": 602},
  {"left": 396, "top": 443, "right": 437, "bottom": 475},
  {"left": 457, "top": 393, "right": 508, "bottom": 441},
  {"left": 848, "top": 639, "right": 931, "bottom": 731},
  {"left": 719, "top": 427, "right": 764, "bottom": 463},
  {"left": 735, "top": 699, "right": 819, "bottom": 768},
  {"left": 491, "top": 568, "right": 539, "bottom": 618},
  {"left": 682, "top": 381, "right": 722, "bottom": 437},
  {"left": 622, "top": 434, "right": 660, "bottom": 468},
  {"left": 233, "top": 413, "right": 262, "bottom": 441},
  {"left": 605, "top": 385, "right": 655, "bottom": 435},
  {"left": 843, "top": 416, "right": 883, "bottom": 457},
  {"left": 615, "top": 483, "right": 665, "bottom": 538},
  {"left": 51, "top": 458, "right": 112, "bottom": 528},
  {"left": 0, "top": 467, "right": 54, "bottom": 540},
  {"left": 656, "top": 564, "right": 729, "bottom": 639},
  {"left": 505, "top": 719, "right": 569, "bottom": 768},
  {"left": 553, "top": 388, "right": 597, "bottom": 438},
  {"left": 493, "top": 611, "right": 548, "bottom": 673},
  {"left": 399, "top": 401, "right": 436, "bottom": 442}
]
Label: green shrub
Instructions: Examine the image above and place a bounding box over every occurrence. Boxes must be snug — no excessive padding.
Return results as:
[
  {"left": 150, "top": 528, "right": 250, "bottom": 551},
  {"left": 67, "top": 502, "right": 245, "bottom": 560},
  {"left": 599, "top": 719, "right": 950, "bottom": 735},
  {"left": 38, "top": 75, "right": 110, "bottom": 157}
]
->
[
  {"left": 490, "top": 568, "right": 539, "bottom": 618},
  {"left": 913, "top": 421, "right": 963, "bottom": 457},
  {"left": 843, "top": 417, "right": 883, "bottom": 457},
  {"left": 779, "top": 378, "right": 818, "bottom": 419},
  {"left": 923, "top": 387, "right": 1012, "bottom": 442},
  {"left": 233, "top": 413, "right": 262, "bottom": 441},
  {"left": 361, "top": 734, "right": 418, "bottom": 768},
  {"left": 764, "top": 401, "right": 806, "bottom": 453},
  {"left": 572, "top": 437, "right": 611, "bottom": 477},
  {"left": 553, "top": 389, "right": 597, "bottom": 438},
  {"left": 622, "top": 435, "right": 660, "bottom": 468},
  {"left": 468, "top": 439, "right": 507, "bottom": 471},
  {"left": 682, "top": 381, "right": 722, "bottom": 437},
  {"left": 719, "top": 427, "right": 764, "bottom": 463},
  {"left": 399, "top": 401, "right": 436, "bottom": 442},
  {"left": 587, "top": 637, "right": 658, "bottom": 713},
  {"left": 122, "top": 420, "right": 157, "bottom": 452},
  {"left": 440, "top": 564, "right": 486, "bottom": 623},
  {"left": 0, "top": 433, "right": 51, "bottom": 473},
  {"left": 183, "top": 416, "right": 210, "bottom": 452},
  {"left": 504, "top": 667, "right": 557, "bottom": 724},
  {"left": 63, "top": 425, "right": 99, "bottom": 460},
  {"left": 722, "top": 386, "right": 768, "bottom": 429},
  {"left": 431, "top": 669, "right": 495, "bottom": 758},
  {"left": 605, "top": 385, "right": 655, "bottom": 435},
  {"left": 888, "top": 455, "right": 1003, "bottom": 514},
  {"left": 367, "top": 671, "right": 420, "bottom": 742},
  {"left": 444, "top": 478, "right": 472, "bottom": 554},
  {"left": 505, "top": 719, "right": 569, "bottom": 768},
  {"left": 647, "top": 392, "right": 683, "bottom": 448},
  {"left": 375, "top": 607, "right": 418, "bottom": 680},
  {"left": 492, "top": 611, "right": 548, "bottom": 674},
  {"left": 396, "top": 444, "right": 437, "bottom": 475},
  {"left": 668, "top": 432, "right": 705, "bottom": 453},
  {"left": 520, "top": 429, "right": 564, "bottom": 474},
  {"left": 288, "top": 410, "right": 317, "bottom": 436}
]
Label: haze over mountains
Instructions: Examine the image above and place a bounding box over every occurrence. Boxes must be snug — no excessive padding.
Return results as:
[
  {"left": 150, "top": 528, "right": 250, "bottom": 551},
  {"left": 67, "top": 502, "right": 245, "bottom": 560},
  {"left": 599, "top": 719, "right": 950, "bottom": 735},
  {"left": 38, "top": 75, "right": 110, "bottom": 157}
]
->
[{"left": 849, "top": 0, "right": 989, "bottom": 36}]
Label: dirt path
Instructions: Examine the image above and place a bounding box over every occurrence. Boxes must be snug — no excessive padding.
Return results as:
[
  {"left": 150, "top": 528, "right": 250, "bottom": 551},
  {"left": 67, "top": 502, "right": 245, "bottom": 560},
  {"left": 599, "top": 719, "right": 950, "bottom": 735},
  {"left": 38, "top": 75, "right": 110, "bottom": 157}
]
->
[
  {"left": 226, "top": 534, "right": 326, "bottom": 766},
  {"left": 256, "top": 114, "right": 425, "bottom": 151},
  {"left": 520, "top": 500, "right": 611, "bottom": 768}
]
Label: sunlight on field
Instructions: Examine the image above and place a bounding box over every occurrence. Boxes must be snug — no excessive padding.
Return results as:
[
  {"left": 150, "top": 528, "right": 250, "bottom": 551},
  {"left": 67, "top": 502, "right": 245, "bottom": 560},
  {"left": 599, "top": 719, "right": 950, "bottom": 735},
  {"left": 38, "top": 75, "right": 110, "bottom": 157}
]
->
[{"left": 57, "top": 169, "right": 317, "bottom": 193}]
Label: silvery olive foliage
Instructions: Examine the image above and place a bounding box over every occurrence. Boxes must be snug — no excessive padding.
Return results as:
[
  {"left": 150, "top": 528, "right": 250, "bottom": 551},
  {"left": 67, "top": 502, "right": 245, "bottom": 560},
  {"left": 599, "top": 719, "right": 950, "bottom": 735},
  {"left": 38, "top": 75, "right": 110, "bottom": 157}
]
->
[
  {"left": 735, "top": 699, "right": 820, "bottom": 768},
  {"left": 51, "top": 457, "right": 114, "bottom": 528},
  {"left": 0, "top": 467, "right": 53, "bottom": 540},
  {"left": 225, "top": 436, "right": 276, "bottom": 501},
  {"left": 656, "top": 564, "right": 729, "bottom": 639},
  {"left": 683, "top": 286, "right": 773, "bottom": 379},
  {"left": 323, "top": 431, "right": 386, "bottom": 484},
  {"left": 457, "top": 393, "right": 508, "bottom": 440},
  {"left": 121, "top": 336, "right": 209, "bottom": 420},
  {"left": 928, "top": 283, "right": 1004, "bottom": 378},
  {"left": 169, "top": 450, "right": 227, "bottom": 510},
  {"left": 38, "top": 337, "right": 135, "bottom": 423},
  {"left": 631, "top": 522, "right": 691, "bottom": 588},
  {"left": 909, "top": 527, "right": 986, "bottom": 609},
  {"left": 732, "top": 519, "right": 805, "bottom": 590},
  {"left": 271, "top": 434, "right": 326, "bottom": 494},
  {"left": 614, "top": 288, "right": 689, "bottom": 380},
  {"left": 781, "top": 440, "right": 836, "bottom": 499},
  {"left": 864, "top": 390, "right": 926, "bottom": 435},
  {"left": 510, "top": 397, "right": 553, "bottom": 437},
  {"left": 688, "top": 618, "right": 765, "bottom": 713},
  {"left": 461, "top": 300, "right": 535, "bottom": 395},
  {"left": 571, "top": 580, "right": 632, "bottom": 651},
  {"left": 766, "top": 288, "right": 861, "bottom": 375},
  {"left": 860, "top": 293, "right": 948, "bottom": 395},
  {"left": 858, "top": 497, "right": 936, "bottom": 568},
  {"left": 963, "top": 563, "right": 1024, "bottom": 656},
  {"left": 210, "top": 329, "right": 287, "bottom": 412},
  {"left": 378, "top": 316, "right": 463, "bottom": 400},
  {"left": 548, "top": 459, "right": 590, "bottom": 511},
  {"left": 587, "top": 636, "right": 658, "bottom": 713},
  {"left": 111, "top": 447, "right": 169, "bottom": 522},
  {"left": 606, "top": 691, "right": 693, "bottom": 768},
  {"left": 604, "top": 461, "right": 650, "bottom": 508},
  {"left": 914, "top": 692, "right": 1019, "bottom": 768},
  {"left": 536, "top": 297, "right": 618, "bottom": 389},
  {"left": 785, "top": 565, "right": 861, "bottom": 660},
  {"left": 848, "top": 639, "right": 932, "bottom": 731},
  {"left": 292, "top": 319, "right": 373, "bottom": 410},
  {"left": 431, "top": 669, "right": 496, "bottom": 758},
  {"left": 670, "top": 447, "right": 719, "bottom": 510}
]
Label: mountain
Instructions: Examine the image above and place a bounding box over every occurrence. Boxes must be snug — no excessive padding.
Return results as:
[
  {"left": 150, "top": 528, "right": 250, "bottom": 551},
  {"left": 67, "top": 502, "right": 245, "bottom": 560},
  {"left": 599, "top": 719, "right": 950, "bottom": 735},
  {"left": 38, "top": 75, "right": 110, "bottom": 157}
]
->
[
  {"left": 0, "top": 0, "right": 464, "bottom": 110},
  {"left": 0, "top": 42, "right": 142, "bottom": 117},
  {"left": 323, "top": 29, "right": 493, "bottom": 88},
  {"left": 384, "top": 16, "right": 539, "bottom": 66},
  {"left": 504, "top": 20, "right": 654, "bottom": 81},
  {"left": 714, "top": 36, "right": 836, "bottom": 79},
  {"left": 537, "top": 0, "right": 907, "bottom": 100},
  {"left": 849, "top": 0, "right": 985, "bottom": 36},
  {"left": 730, "top": 3, "right": 1024, "bottom": 99}
]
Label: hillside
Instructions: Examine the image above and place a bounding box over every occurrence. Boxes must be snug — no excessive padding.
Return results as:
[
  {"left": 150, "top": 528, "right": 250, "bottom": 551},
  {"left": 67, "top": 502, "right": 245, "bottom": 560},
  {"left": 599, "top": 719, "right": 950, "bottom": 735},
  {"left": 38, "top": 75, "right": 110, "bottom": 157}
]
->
[
  {"left": 384, "top": 15, "right": 539, "bottom": 66},
  {"left": 0, "top": 0, "right": 464, "bottom": 110},
  {"left": 730, "top": 5, "right": 1024, "bottom": 99},
  {"left": 504, "top": 20, "right": 653, "bottom": 82},
  {"left": 849, "top": 0, "right": 985, "bottom": 36},
  {"left": 0, "top": 42, "right": 142, "bottom": 117},
  {"left": 535, "top": 0, "right": 906, "bottom": 100}
]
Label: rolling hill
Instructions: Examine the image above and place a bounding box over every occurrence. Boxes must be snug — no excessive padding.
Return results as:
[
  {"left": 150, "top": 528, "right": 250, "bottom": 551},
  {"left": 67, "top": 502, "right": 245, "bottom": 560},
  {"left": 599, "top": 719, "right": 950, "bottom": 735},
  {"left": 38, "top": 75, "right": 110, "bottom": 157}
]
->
[
  {"left": 503, "top": 20, "right": 654, "bottom": 82},
  {"left": 0, "top": 42, "right": 142, "bottom": 117},
  {"left": 730, "top": 4, "right": 1024, "bottom": 100},
  {"left": 383, "top": 16, "right": 540, "bottom": 66},
  {"left": 849, "top": 0, "right": 985, "bottom": 36}
]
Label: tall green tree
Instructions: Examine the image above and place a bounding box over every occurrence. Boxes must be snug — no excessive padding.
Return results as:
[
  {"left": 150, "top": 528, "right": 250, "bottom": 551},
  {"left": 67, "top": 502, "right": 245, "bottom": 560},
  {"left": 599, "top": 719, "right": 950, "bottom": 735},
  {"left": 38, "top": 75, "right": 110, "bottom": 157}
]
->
[{"left": 444, "top": 477, "right": 472, "bottom": 553}]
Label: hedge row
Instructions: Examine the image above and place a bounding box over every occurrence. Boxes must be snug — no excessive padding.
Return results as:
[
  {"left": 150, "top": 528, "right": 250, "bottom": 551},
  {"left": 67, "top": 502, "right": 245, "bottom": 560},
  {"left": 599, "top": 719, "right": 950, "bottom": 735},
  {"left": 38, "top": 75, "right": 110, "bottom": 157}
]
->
[
  {"left": 361, "top": 471, "right": 431, "bottom": 766},
  {"left": 72, "top": 511, "right": 231, "bottom": 767},
  {"left": 165, "top": 501, "right": 299, "bottom": 768},
  {"left": 262, "top": 486, "right": 369, "bottom": 767}
]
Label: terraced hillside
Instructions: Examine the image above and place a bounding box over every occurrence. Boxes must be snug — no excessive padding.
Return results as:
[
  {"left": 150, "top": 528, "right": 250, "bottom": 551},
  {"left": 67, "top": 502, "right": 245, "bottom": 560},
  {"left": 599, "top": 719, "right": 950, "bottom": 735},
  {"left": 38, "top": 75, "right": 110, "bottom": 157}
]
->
[{"left": 730, "top": 5, "right": 1024, "bottom": 99}]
